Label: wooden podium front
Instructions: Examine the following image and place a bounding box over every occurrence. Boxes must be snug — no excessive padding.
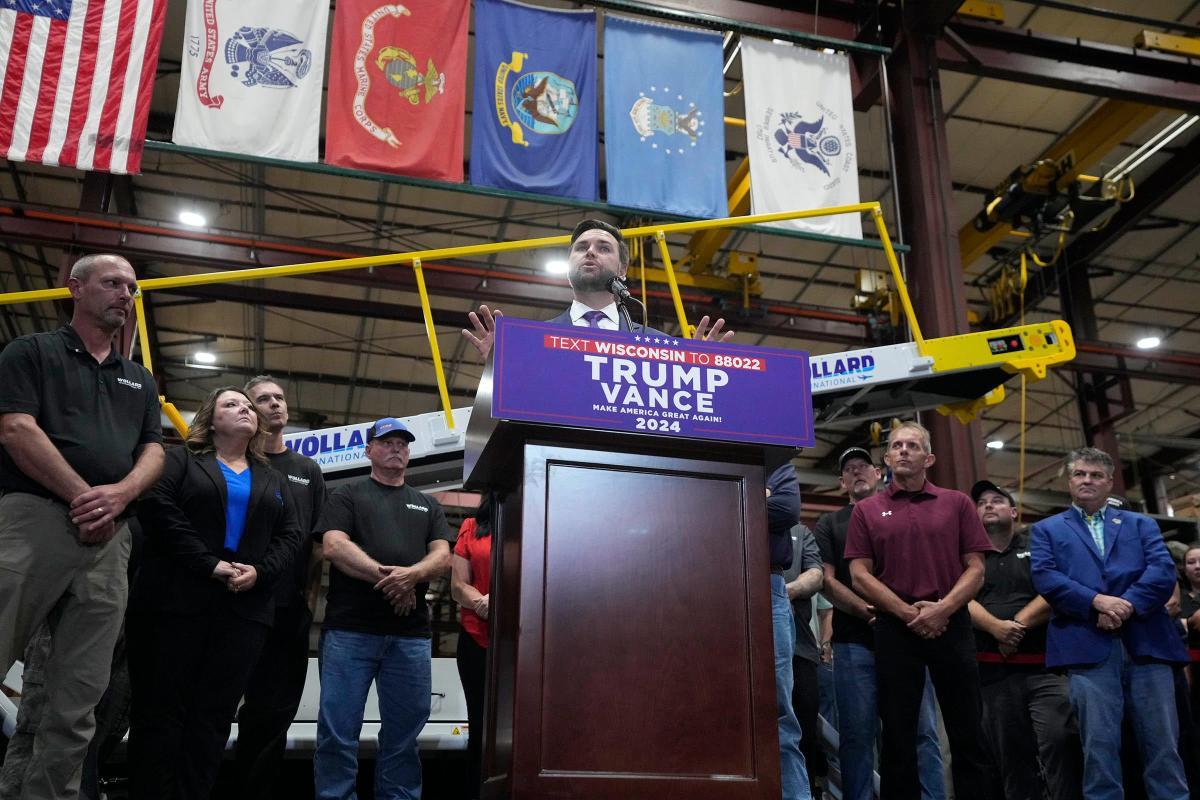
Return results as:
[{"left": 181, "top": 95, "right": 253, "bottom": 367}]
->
[{"left": 466, "top": 357, "right": 786, "bottom": 799}]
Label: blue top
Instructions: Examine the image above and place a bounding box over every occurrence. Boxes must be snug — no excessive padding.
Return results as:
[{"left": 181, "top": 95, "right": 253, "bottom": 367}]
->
[{"left": 219, "top": 461, "right": 252, "bottom": 552}]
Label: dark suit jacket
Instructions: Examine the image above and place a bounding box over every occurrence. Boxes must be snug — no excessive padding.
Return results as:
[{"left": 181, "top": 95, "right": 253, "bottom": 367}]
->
[
  {"left": 546, "top": 307, "right": 666, "bottom": 337},
  {"left": 134, "top": 446, "right": 301, "bottom": 625},
  {"left": 1030, "top": 506, "right": 1186, "bottom": 668}
]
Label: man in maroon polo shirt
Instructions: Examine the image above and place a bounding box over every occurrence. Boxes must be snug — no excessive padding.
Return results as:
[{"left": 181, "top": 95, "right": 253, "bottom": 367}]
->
[{"left": 845, "top": 421, "right": 997, "bottom": 800}]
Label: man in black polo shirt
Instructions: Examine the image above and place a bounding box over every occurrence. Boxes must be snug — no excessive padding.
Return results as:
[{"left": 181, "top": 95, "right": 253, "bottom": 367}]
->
[
  {"left": 968, "top": 480, "right": 1082, "bottom": 800},
  {"left": 0, "top": 253, "right": 164, "bottom": 799},
  {"left": 313, "top": 417, "right": 453, "bottom": 800},
  {"left": 235, "top": 375, "right": 326, "bottom": 799}
]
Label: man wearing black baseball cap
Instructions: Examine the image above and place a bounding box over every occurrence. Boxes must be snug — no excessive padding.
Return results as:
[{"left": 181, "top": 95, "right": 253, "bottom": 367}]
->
[
  {"left": 314, "top": 417, "right": 453, "bottom": 798},
  {"left": 967, "top": 480, "right": 1081, "bottom": 800}
]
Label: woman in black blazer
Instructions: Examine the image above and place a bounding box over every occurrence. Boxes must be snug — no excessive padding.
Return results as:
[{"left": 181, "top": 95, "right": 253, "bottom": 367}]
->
[{"left": 127, "top": 386, "right": 300, "bottom": 800}]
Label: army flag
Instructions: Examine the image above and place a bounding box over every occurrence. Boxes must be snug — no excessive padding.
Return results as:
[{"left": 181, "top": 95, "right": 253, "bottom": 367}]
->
[
  {"left": 603, "top": 16, "right": 726, "bottom": 219},
  {"left": 741, "top": 37, "right": 861, "bottom": 240},
  {"left": 325, "top": 0, "right": 468, "bottom": 180},
  {"left": 172, "top": 0, "right": 328, "bottom": 162},
  {"left": 470, "top": 0, "right": 597, "bottom": 201}
]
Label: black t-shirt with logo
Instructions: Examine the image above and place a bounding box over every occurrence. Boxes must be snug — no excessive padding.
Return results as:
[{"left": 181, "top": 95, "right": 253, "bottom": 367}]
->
[
  {"left": 0, "top": 326, "right": 162, "bottom": 500},
  {"left": 317, "top": 477, "right": 453, "bottom": 637},
  {"left": 266, "top": 448, "right": 326, "bottom": 607}
]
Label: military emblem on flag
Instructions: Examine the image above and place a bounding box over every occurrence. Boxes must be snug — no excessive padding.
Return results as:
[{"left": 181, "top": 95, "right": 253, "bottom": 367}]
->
[
  {"left": 494, "top": 55, "right": 580, "bottom": 145},
  {"left": 771, "top": 111, "right": 849, "bottom": 178},
  {"left": 224, "top": 26, "right": 313, "bottom": 88},
  {"left": 741, "top": 37, "right": 862, "bottom": 239},
  {"left": 629, "top": 85, "right": 707, "bottom": 155},
  {"left": 470, "top": 0, "right": 597, "bottom": 200},
  {"left": 175, "top": 0, "right": 328, "bottom": 161},
  {"left": 602, "top": 15, "right": 725, "bottom": 217},
  {"left": 325, "top": 0, "right": 467, "bottom": 179}
]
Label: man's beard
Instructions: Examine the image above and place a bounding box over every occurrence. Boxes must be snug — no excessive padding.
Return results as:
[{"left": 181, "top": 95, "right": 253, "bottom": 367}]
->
[
  {"left": 984, "top": 519, "right": 1013, "bottom": 538},
  {"left": 568, "top": 266, "right": 617, "bottom": 294}
]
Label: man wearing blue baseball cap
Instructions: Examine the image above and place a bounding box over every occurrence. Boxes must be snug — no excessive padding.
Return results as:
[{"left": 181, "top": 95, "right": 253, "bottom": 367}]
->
[{"left": 313, "top": 417, "right": 454, "bottom": 800}]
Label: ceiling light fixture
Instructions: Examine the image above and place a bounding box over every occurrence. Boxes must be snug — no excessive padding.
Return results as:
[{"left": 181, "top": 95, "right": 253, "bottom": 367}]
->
[
  {"left": 545, "top": 259, "right": 569, "bottom": 275},
  {"left": 986, "top": 439, "right": 1005, "bottom": 450},
  {"left": 193, "top": 351, "right": 217, "bottom": 364},
  {"left": 1135, "top": 336, "right": 1161, "bottom": 350},
  {"left": 178, "top": 210, "right": 207, "bottom": 227},
  {"left": 1106, "top": 113, "right": 1199, "bottom": 182}
]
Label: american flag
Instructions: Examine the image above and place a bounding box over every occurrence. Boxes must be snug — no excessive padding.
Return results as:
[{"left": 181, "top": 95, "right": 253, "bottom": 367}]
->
[{"left": 0, "top": 0, "right": 166, "bottom": 174}]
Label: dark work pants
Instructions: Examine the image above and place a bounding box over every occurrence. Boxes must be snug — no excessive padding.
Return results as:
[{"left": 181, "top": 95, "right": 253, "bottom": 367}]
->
[
  {"left": 234, "top": 601, "right": 312, "bottom": 800},
  {"left": 979, "top": 669, "right": 1082, "bottom": 800},
  {"left": 875, "top": 609, "right": 997, "bottom": 800},
  {"left": 792, "top": 656, "right": 826, "bottom": 795},
  {"left": 127, "top": 605, "right": 268, "bottom": 800},
  {"left": 456, "top": 631, "right": 488, "bottom": 800}
]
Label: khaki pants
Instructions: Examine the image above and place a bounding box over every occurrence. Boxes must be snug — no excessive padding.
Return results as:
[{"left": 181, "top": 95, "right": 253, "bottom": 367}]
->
[{"left": 0, "top": 493, "right": 129, "bottom": 800}]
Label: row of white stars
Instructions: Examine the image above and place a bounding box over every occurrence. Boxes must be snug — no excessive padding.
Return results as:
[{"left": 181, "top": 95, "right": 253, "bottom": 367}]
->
[{"left": 633, "top": 335, "right": 682, "bottom": 345}]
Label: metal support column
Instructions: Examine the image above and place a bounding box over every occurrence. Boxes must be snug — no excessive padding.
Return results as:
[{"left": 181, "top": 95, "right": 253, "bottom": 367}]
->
[
  {"left": 1060, "top": 264, "right": 1130, "bottom": 495},
  {"left": 888, "top": 18, "right": 986, "bottom": 488}
]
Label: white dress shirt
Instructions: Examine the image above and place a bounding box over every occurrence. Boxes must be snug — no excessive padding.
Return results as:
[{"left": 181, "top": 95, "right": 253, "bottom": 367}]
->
[{"left": 568, "top": 299, "right": 619, "bottom": 330}]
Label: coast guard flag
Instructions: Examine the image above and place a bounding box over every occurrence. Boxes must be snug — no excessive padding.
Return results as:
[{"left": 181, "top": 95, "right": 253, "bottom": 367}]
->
[
  {"left": 741, "top": 38, "right": 861, "bottom": 239},
  {"left": 604, "top": 16, "right": 726, "bottom": 219},
  {"left": 470, "top": 0, "right": 597, "bottom": 201},
  {"left": 0, "top": 0, "right": 167, "bottom": 174},
  {"left": 173, "top": 0, "right": 328, "bottom": 162},
  {"left": 325, "top": 0, "right": 468, "bottom": 180}
]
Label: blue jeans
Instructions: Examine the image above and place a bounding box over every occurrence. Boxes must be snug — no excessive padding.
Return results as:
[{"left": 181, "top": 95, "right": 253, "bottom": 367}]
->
[
  {"left": 773, "top": 574, "right": 811, "bottom": 800},
  {"left": 832, "top": 642, "right": 945, "bottom": 800},
  {"left": 1067, "top": 638, "right": 1188, "bottom": 800},
  {"left": 315, "top": 629, "right": 432, "bottom": 800}
]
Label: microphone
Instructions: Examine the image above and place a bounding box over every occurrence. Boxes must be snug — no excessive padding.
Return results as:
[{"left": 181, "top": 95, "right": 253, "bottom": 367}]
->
[
  {"left": 607, "top": 276, "right": 633, "bottom": 302},
  {"left": 607, "top": 276, "right": 648, "bottom": 331}
]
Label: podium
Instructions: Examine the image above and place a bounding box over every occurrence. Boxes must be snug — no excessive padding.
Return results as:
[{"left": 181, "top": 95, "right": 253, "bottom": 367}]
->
[{"left": 464, "top": 319, "right": 814, "bottom": 800}]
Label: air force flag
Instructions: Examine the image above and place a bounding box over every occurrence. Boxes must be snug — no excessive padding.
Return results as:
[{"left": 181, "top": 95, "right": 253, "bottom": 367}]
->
[
  {"left": 469, "top": 0, "right": 598, "bottom": 201},
  {"left": 603, "top": 16, "right": 727, "bottom": 219}
]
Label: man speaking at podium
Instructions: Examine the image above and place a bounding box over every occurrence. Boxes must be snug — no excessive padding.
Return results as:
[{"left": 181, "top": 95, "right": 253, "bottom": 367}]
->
[
  {"left": 461, "top": 219, "right": 733, "bottom": 359},
  {"left": 461, "top": 218, "right": 811, "bottom": 798}
]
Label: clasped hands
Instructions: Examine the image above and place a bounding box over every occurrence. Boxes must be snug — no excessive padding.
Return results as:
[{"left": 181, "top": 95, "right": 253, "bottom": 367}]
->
[
  {"left": 906, "top": 600, "right": 949, "bottom": 640},
  {"left": 70, "top": 483, "right": 131, "bottom": 544},
  {"left": 376, "top": 565, "right": 418, "bottom": 617},
  {"left": 211, "top": 561, "right": 258, "bottom": 593},
  {"left": 1093, "top": 593, "right": 1134, "bottom": 632}
]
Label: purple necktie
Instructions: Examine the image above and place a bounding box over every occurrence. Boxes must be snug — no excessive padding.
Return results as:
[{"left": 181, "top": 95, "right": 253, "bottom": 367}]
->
[{"left": 581, "top": 310, "right": 607, "bottom": 328}]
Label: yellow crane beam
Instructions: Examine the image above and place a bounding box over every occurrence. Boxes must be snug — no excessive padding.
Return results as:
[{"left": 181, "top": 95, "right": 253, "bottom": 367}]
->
[
  {"left": 958, "top": 99, "right": 1160, "bottom": 268},
  {"left": 678, "top": 157, "right": 752, "bottom": 275}
]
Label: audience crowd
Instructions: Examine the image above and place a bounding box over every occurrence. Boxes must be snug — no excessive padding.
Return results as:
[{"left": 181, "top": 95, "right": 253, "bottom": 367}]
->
[{"left": 1, "top": 253, "right": 1198, "bottom": 800}]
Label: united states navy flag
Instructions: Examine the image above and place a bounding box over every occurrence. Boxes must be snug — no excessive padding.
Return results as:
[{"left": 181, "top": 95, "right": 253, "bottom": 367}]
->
[
  {"left": 603, "top": 15, "right": 726, "bottom": 219},
  {"left": 469, "top": 0, "right": 597, "bottom": 201}
]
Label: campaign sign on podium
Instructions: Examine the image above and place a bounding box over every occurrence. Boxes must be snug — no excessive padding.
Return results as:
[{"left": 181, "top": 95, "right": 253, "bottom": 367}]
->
[{"left": 490, "top": 317, "right": 815, "bottom": 447}]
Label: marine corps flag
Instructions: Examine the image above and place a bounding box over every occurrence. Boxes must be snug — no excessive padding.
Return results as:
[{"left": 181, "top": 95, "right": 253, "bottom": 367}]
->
[
  {"left": 603, "top": 15, "right": 726, "bottom": 219},
  {"left": 325, "top": 0, "right": 468, "bottom": 180},
  {"left": 469, "top": 0, "right": 598, "bottom": 201},
  {"left": 172, "top": 0, "right": 328, "bottom": 161},
  {"left": 740, "top": 37, "right": 862, "bottom": 240}
]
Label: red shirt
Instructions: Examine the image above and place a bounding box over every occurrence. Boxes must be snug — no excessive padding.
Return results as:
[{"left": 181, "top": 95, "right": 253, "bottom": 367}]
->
[
  {"left": 843, "top": 480, "right": 994, "bottom": 603},
  {"left": 453, "top": 518, "right": 492, "bottom": 648}
]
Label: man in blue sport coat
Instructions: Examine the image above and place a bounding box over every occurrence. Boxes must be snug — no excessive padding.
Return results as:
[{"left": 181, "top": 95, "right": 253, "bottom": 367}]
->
[{"left": 1030, "top": 446, "right": 1187, "bottom": 800}]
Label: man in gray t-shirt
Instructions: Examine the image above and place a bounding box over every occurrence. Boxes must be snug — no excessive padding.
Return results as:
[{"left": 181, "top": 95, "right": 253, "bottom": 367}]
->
[
  {"left": 313, "top": 417, "right": 453, "bottom": 800},
  {"left": 783, "top": 523, "right": 826, "bottom": 797}
]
